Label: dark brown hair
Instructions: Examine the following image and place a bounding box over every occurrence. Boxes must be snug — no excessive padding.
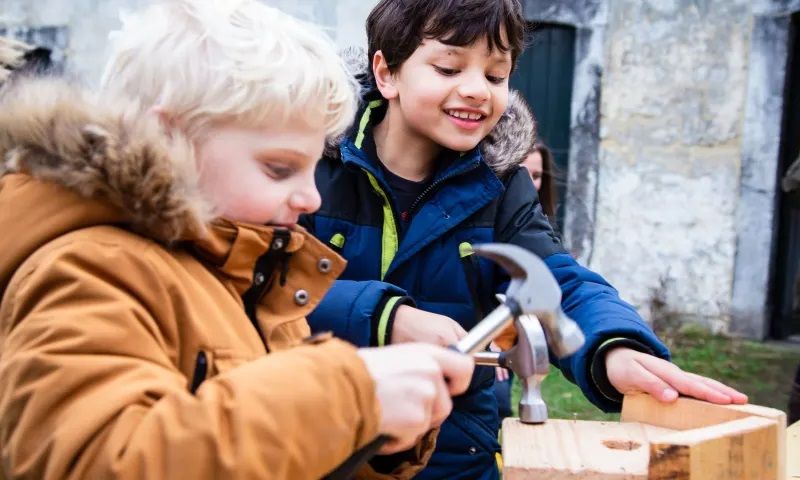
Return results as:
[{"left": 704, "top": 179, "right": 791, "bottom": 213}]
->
[
  {"left": 366, "top": 0, "right": 526, "bottom": 75},
  {"left": 532, "top": 142, "right": 558, "bottom": 218}
]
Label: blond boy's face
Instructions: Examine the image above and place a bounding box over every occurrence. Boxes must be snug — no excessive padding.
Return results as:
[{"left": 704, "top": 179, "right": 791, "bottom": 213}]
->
[
  {"left": 194, "top": 118, "right": 325, "bottom": 227},
  {"left": 384, "top": 35, "right": 512, "bottom": 152}
]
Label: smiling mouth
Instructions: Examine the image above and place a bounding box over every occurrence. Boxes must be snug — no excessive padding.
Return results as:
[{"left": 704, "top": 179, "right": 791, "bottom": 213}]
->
[{"left": 445, "top": 109, "right": 486, "bottom": 122}]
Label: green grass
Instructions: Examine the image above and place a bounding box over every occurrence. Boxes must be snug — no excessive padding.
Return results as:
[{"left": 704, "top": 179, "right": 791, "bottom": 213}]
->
[{"left": 510, "top": 326, "right": 800, "bottom": 421}]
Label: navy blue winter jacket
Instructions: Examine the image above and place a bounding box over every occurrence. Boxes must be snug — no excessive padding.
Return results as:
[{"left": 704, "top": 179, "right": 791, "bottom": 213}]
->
[{"left": 302, "top": 97, "right": 670, "bottom": 479}]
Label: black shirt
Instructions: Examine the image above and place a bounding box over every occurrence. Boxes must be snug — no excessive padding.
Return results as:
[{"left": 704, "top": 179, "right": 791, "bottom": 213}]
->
[{"left": 362, "top": 131, "right": 431, "bottom": 235}]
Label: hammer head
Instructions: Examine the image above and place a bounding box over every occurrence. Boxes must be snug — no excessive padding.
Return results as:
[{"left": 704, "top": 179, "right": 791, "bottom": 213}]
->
[{"left": 473, "top": 243, "right": 585, "bottom": 358}]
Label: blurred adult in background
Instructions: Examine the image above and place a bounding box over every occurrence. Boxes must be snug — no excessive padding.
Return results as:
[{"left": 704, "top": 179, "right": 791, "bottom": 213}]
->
[{"left": 521, "top": 141, "right": 558, "bottom": 218}]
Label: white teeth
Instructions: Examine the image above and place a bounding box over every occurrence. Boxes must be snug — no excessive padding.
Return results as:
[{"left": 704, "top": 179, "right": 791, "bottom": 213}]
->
[{"left": 447, "top": 110, "right": 483, "bottom": 121}]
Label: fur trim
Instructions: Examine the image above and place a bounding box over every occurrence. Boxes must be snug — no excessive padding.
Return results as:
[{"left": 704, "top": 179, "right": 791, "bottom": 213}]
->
[
  {"left": 0, "top": 37, "right": 33, "bottom": 85},
  {"left": 0, "top": 78, "right": 213, "bottom": 243},
  {"left": 481, "top": 90, "right": 537, "bottom": 178},
  {"left": 330, "top": 47, "right": 537, "bottom": 178}
]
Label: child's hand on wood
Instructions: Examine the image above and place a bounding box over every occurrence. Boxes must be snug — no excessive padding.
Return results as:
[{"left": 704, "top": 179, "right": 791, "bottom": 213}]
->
[
  {"left": 605, "top": 347, "right": 748, "bottom": 405},
  {"left": 391, "top": 305, "right": 467, "bottom": 346}
]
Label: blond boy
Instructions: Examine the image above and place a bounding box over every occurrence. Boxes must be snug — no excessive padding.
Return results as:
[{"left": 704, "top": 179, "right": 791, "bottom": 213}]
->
[{"left": 0, "top": 1, "right": 472, "bottom": 478}]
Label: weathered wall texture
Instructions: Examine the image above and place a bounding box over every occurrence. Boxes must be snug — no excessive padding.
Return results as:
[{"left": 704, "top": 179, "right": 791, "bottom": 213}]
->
[
  {"left": 590, "top": 0, "right": 752, "bottom": 331},
  {"left": 0, "top": 0, "right": 378, "bottom": 83}
]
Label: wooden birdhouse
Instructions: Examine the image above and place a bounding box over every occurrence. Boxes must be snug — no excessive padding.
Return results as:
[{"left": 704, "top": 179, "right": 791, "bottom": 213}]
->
[{"left": 502, "top": 394, "right": 787, "bottom": 479}]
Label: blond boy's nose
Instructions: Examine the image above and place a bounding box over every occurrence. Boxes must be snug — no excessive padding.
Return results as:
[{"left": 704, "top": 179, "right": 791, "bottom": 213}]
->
[{"left": 290, "top": 186, "right": 322, "bottom": 214}]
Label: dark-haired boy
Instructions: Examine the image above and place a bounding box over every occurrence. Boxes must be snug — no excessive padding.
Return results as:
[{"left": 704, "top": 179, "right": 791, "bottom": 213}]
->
[{"left": 302, "top": 1, "right": 747, "bottom": 478}]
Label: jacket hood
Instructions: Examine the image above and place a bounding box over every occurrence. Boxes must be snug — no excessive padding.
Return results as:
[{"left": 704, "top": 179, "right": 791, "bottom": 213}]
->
[
  {"left": 0, "top": 37, "right": 33, "bottom": 85},
  {"left": 329, "top": 47, "right": 537, "bottom": 179},
  {"left": 0, "top": 78, "right": 214, "bottom": 292}
]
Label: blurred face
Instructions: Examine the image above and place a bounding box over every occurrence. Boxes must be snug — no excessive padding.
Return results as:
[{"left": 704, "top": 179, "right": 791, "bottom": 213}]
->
[
  {"left": 378, "top": 34, "right": 512, "bottom": 152},
  {"left": 194, "top": 118, "right": 324, "bottom": 227},
  {"left": 522, "top": 150, "right": 543, "bottom": 191}
]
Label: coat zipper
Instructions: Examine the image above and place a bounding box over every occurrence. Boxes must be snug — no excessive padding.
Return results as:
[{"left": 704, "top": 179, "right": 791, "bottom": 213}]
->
[
  {"left": 407, "top": 162, "right": 481, "bottom": 215},
  {"left": 241, "top": 229, "right": 291, "bottom": 351}
]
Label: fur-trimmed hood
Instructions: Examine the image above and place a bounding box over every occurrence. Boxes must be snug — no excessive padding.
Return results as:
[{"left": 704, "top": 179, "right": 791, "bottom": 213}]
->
[
  {"left": 0, "top": 78, "right": 214, "bottom": 292},
  {"left": 0, "top": 37, "right": 33, "bottom": 85},
  {"left": 0, "top": 78, "right": 213, "bottom": 240},
  {"left": 331, "top": 47, "right": 537, "bottom": 179}
]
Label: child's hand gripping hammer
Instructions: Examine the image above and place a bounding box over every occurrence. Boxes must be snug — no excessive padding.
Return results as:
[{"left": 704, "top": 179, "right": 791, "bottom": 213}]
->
[{"left": 322, "top": 243, "right": 585, "bottom": 480}]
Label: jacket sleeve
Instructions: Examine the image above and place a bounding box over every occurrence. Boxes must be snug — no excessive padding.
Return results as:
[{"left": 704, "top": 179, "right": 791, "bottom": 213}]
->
[
  {"left": 306, "top": 279, "right": 410, "bottom": 347},
  {"left": 495, "top": 168, "right": 671, "bottom": 412},
  {"left": 0, "top": 240, "right": 382, "bottom": 480},
  {"left": 299, "top": 213, "right": 412, "bottom": 348}
]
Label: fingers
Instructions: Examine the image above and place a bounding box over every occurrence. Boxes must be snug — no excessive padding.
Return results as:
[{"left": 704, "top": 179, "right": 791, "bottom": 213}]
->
[
  {"left": 391, "top": 381, "right": 435, "bottom": 453},
  {"left": 687, "top": 372, "right": 748, "bottom": 404},
  {"left": 452, "top": 323, "right": 468, "bottom": 340},
  {"left": 626, "top": 358, "right": 679, "bottom": 402},
  {"left": 638, "top": 355, "right": 733, "bottom": 404},
  {"left": 426, "top": 344, "right": 475, "bottom": 396},
  {"left": 430, "top": 374, "right": 453, "bottom": 427},
  {"left": 496, "top": 367, "right": 509, "bottom": 382}
]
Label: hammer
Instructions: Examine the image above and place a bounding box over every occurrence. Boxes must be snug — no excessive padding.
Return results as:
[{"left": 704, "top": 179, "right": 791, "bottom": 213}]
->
[
  {"left": 470, "top": 243, "right": 586, "bottom": 424},
  {"left": 323, "top": 243, "right": 584, "bottom": 479}
]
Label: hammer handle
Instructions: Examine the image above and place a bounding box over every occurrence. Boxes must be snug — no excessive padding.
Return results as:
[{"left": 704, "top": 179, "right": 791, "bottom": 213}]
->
[
  {"left": 321, "top": 435, "right": 389, "bottom": 480},
  {"left": 453, "top": 299, "right": 519, "bottom": 354}
]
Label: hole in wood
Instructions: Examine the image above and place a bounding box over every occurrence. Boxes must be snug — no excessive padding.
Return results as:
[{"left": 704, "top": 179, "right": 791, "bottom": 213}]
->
[{"left": 602, "top": 439, "right": 642, "bottom": 451}]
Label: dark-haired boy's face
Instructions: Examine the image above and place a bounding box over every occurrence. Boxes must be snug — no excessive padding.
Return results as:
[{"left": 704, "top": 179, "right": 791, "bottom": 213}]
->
[{"left": 382, "top": 35, "right": 512, "bottom": 153}]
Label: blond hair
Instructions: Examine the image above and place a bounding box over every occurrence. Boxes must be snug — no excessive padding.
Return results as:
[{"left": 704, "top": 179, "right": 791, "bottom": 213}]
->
[{"left": 101, "top": 0, "right": 357, "bottom": 139}]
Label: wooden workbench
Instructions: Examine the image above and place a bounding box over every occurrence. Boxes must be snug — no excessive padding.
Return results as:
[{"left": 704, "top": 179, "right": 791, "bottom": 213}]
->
[{"left": 502, "top": 394, "right": 787, "bottom": 479}]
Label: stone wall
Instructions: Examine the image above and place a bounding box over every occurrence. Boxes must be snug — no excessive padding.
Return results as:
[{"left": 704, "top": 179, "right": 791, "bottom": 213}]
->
[
  {"left": 590, "top": 0, "right": 752, "bottom": 331},
  {"left": 0, "top": 0, "right": 378, "bottom": 83}
]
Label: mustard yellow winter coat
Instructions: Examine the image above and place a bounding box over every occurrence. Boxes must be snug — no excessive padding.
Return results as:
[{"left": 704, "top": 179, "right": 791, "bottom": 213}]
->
[{"left": 0, "top": 79, "right": 434, "bottom": 479}]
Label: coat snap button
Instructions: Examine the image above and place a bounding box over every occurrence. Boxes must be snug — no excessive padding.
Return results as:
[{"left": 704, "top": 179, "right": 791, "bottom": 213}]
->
[
  {"left": 272, "top": 238, "right": 285, "bottom": 250},
  {"left": 318, "top": 258, "right": 332, "bottom": 273},
  {"left": 294, "top": 289, "right": 309, "bottom": 306},
  {"left": 253, "top": 272, "right": 266, "bottom": 286},
  {"left": 468, "top": 446, "right": 477, "bottom": 454}
]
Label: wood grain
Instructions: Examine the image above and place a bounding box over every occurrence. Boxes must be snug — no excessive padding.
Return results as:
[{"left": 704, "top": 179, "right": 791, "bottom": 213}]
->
[
  {"left": 648, "top": 416, "right": 777, "bottom": 479},
  {"left": 502, "top": 395, "right": 785, "bottom": 479},
  {"left": 502, "top": 417, "right": 675, "bottom": 479},
  {"left": 788, "top": 421, "right": 799, "bottom": 479},
  {"left": 622, "top": 394, "right": 786, "bottom": 477}
]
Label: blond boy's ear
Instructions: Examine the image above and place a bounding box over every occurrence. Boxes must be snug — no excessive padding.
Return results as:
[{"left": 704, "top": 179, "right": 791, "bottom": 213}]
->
[{"left": 372, "top": 50, "right": 398, "bottom": 100}]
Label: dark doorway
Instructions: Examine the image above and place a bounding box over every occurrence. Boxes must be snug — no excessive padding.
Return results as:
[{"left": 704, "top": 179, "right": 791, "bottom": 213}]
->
[
  {"left": 510, "top": 22, "right": 576, "bottom": 230},
  {"left": 772, "top": 12, "right": 800, "bottom": 339}
]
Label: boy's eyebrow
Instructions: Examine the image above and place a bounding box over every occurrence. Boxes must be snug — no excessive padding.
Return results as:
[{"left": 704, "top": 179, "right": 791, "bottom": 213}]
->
[
  {"left": 436, "top": 45, "right": 512, "bottom": 65},
  {"left": 258, "top": 147, "right": 311, "bottom": 164},
  {"left": 435, "top": 46, "right": 465, "bottom": 56}
]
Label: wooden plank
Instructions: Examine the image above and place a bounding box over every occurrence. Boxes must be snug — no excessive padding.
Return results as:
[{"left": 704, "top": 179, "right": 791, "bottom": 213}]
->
[
  {"left": 648, "top": 416, "right": 777, "bottom": 480},
  {"left": 789, "top": 421, "right": 800, "bottom": 479},
  {"left": 501, "top": 417, "right": 675, "bottom": 479},
  {"left": 622, "top": 394, "right": 786, "bottom": 477}
]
